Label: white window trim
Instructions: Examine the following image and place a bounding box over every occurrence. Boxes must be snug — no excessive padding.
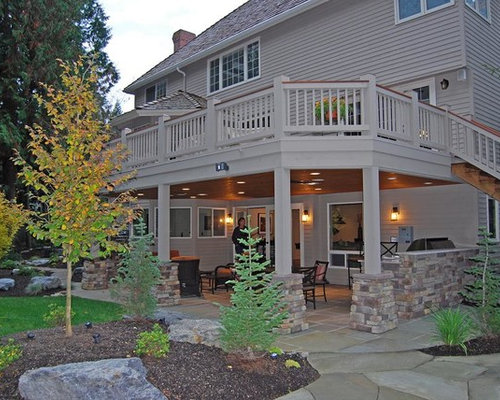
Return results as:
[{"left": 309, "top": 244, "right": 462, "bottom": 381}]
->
[
  {"left": 197, "top": 207, "right": 227, "bottom": 238},
  {"left": 465, "top": 0, "right": 491, "bottom": 23},
  {"left": 170, "top": 207, "right": 192, "bottom": 239},
  {"left": 206, "top": 38, "right": 261, "bottom": 95},
  {"left": 395, "top": 0, "right": 455, "bottom": 24},
  {"left": 145, "top": 80, "right": 167, "bottom": 103},
  {"left": 393, "top": 77, "right": 437, "bottom": 105}
]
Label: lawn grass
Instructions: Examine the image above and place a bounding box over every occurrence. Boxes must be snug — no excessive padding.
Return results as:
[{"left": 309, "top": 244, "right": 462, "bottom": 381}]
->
[{"left": 0, "top": 296, "right": 123, "bottom": 337}]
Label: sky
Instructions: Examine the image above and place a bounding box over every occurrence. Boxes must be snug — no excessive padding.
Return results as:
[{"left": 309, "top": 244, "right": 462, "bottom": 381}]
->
[{"left": 100, "top": 0, "right": 248, "bottom": 112}]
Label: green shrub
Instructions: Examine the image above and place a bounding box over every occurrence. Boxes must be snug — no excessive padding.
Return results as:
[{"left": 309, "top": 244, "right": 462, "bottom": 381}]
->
[
  {"left": 432, "top": 308, "right": 477, "bottom": 354},
  {"left": 24, "top": 283, "right": 44, "bottom": 296},
  {"left": 110, "top": 218, "right": 161, "bottom": 318},
  {"left": 43, "top": 304, "right": 75, "bottom": 327},
  {"left": 0, "top": 339, "right": 23, "bottom": 371},
  {"left": 219, "top": 219, "right": 288, "bottom": 358},
  {"left": 17, "top": 266, "right": 42, "bottom": 277},
  {"left": 0, "top": 192, "right": 26, "bottom": 260},
  {"left": 135, "top": 323, "right": 169, "bottom": 358},
  {"left": 0, "top": 259, "right": 21, "bottom": 270}
]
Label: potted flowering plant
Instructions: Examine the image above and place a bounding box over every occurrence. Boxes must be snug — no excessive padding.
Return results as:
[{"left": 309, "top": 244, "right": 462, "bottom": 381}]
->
[{"left": 314, "top": 97, "right": 352, "bottom": 123}]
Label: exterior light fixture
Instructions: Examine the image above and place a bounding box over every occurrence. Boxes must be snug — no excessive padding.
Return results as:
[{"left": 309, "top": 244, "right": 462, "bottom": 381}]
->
[
  {"left": 302, "top": 210, "right": 310, "bottom": 222},
  {"left": 225, "top": 213, "right": 234, "bottom": 224},
  {"left": 440, "top": 79, "right": 449, "bottom": 90},
  {"left": 215, "top": 162, "right": 229, "bottom": 171},
  {"left": 390, "top": 206, "right": 399, "bottom": 221}
]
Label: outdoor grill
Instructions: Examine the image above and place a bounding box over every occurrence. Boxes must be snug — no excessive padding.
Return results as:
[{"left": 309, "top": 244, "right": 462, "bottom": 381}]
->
[{"left": 406, "top": 237, "right": 455, "bottom": 252}]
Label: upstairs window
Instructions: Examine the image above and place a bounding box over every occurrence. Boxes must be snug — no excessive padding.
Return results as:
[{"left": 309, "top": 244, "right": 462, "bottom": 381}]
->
[
  {"left": 465, "top": 0, "right": 490, "bottom": 21},
  {"left": 208, "top": 40, "right": 260, "bottom": 93},
  {"left": 396, "top": 0, "right": 454, "bottom": 23},
  {"left": 145, "top": 81, "right": 167, "bottom": 103}
]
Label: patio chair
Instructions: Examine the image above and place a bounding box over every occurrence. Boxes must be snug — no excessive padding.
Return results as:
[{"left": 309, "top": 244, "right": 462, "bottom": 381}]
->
[
  {"left": 199, "top": 270, "right": 215, "bottom": 294},
  {"left": 301, "top": 265, "right": 318, "bottom": 309},
  {"left": 380, "top": 241, "right": 398, "bottom": 258},
  {"left": 347, "top": 241, "right": 364, "bottom": 289},
  {"left": 213, "top": 265, "right": 235, "bottom": 293},
  {"left": 313, "top": 260, "right": 329, "bottom": 303}
]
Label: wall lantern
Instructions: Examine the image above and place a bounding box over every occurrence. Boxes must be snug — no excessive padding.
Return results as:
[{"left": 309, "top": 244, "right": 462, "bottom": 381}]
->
[
  {"left": 215, "top": 162, "right": 229, "bottom": 172},
  {"left": 390, "top": 206, "right": 399, "bottom": 221},
  {"left": 225, "top": 213, "right": 234, "bottom": 224},
  {"left": 440, "top": 78, "right": 449, "bottom": 90},
  {"left": 302, "top": 210, "right": 310, "bottom": 223}
]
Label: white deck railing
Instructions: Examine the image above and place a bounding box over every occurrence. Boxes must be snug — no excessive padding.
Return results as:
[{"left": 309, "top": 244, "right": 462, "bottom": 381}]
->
[{"left": 118, "top": 75, "right": 500, "bottom": 179}]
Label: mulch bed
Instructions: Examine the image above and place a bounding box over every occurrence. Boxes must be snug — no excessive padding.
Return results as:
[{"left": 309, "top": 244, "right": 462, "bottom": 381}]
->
[
  {"left": 0, "top": 320, "right": 319, "bottom": 400},
  {"left": 420, "top": 334, "right": 500, "bottom": 356},
  {"left": 0, "top": 270, "right": 62, "bottom": 298}
]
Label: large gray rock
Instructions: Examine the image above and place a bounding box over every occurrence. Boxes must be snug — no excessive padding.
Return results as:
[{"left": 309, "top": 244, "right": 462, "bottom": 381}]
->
[
  {"left": 25, "top": 258, "right": 51, "bottom": 267},
  {"left": 154, "top": 309, "right": 193, "bottom": 325},
  {"left": 169, "top": 318, "right": 222, "bottom": 347},
  {"left": 18, "top": 357, "right": 167, "bottom": 400},
  {"left": 29, "top": 275, "right": 61, "bottom": 290},
  {"left": 0, "top": 278, "right": 15, "bottom": 291}
]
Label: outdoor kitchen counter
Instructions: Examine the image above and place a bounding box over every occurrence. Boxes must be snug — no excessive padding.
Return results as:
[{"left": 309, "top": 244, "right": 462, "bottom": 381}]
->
[{"left": 171, "top": 256, "right": 200, "bottom": 297}]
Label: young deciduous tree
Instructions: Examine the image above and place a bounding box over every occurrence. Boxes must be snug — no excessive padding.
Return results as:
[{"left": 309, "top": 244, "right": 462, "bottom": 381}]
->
[
  {"left": 15, "top": 58, "right": 137, "bottom": 337},
  {"left": 0, "top": 192, "right": 27, "bottom": 259}
]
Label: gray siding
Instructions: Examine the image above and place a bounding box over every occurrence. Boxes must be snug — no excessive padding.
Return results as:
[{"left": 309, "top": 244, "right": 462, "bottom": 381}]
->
[
  {"left": 134, "top": 0, "right": 465, "bottom": 111},
  {"left": 464, "top": 1, "right": 500, "bottom": 130}
]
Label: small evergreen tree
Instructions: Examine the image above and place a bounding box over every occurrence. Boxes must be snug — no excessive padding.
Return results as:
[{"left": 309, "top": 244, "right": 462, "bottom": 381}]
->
[
  {"left": 110, "top": 218, "right": 161, "bottom": 318},
  {"left": 461, "top": 227, "right": 500, "bottom": 334},
  {"left": 220, "top": 220, "right": 288, "bottom": 358}
]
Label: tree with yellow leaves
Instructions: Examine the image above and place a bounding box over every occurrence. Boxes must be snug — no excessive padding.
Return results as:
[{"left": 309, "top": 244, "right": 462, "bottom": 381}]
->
[
  {"left": 15, "top": 58, "right": 137, "bottom": 337},
  {"left": 0, "top": 191, "right": 26, "bottom": 260}
]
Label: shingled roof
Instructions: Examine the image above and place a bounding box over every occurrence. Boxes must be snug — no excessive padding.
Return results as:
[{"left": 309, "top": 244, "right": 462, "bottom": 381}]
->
[
  {"left": 137, "top": 90, "right": 207, "bottom": 111},
  {"left": 125, "top": 0, "right": 314, "bottom": 92}
]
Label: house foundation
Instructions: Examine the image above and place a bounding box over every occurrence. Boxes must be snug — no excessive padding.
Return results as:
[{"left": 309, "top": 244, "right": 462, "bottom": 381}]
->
[
  {"left": 154, "top": 262, "right": 181, "bottom": 306},
  {"left": 273, "top": 274, "right": 309, "bottom": 334},
  {"left": 350, "top": 272, "right": 397, "bottom": 334}
]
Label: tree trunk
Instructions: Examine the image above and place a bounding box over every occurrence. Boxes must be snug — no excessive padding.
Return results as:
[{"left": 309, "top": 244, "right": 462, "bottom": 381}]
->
[{"left": 66, "top": 260, "right": 73, "bottom": 337}]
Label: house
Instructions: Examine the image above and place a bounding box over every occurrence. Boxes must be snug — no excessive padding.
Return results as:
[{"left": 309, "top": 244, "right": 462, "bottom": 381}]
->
[{"left": 110, "top": 0, "right": 500, "bottom": 331}]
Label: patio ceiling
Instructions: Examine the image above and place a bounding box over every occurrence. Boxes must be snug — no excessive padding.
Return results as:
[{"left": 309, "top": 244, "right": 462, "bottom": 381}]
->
[{"left": 134, "top": 170, "right": 456, "bottom": 200}]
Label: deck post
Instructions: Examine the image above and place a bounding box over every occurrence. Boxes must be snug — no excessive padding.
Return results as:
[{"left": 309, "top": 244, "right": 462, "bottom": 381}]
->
[
  {"left": 157, "top": 115, "right": 168, "bottom": 162},
  {"left": 410, "top": 91, "right": 420, "bottom": 146},
  {"left": 360, "top": 74, "right": 376, "bottom": 137},
  {"left": 206, "top": 98, "right": 219, "bottom": 151},
  {"left": 273, "top": 75, "right": 289, "bottom": 138},
  {"left": 274, "top": 167, "right": 292, "bottom": 275},
  {"left": 362, "top": 166, "right": 381, "bottom": 274},
  {"left": 157, "top": 183, "right": 171, "bottom": 262}
]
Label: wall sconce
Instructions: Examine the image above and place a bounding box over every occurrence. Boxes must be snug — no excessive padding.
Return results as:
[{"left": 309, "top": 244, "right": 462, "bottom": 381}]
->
[
  {"left": 301, "top": 210, "right": 310, "bottom": 223},
  {"left": 440, "top": 78, "right": 449, "bottom": 90},
  {"left": 225, "top": 213, "right": 234, "bottom": 224},
  {"left": 390, "top": 206, "right": 399, "bottom": 221}
]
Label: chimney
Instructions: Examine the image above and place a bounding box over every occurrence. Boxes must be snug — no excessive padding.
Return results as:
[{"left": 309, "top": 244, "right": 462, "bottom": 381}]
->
[{"left": 172, "top": 29, "right": 196, "bottom": 52}]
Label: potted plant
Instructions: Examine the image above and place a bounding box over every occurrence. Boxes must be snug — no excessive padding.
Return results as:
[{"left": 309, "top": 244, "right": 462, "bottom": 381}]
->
[{"left": 315, "top": 97, "right": 352, "bottom": 124}]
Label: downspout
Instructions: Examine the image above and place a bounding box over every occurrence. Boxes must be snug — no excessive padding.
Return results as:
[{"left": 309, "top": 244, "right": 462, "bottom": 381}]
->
[{"left": 177, "top": 67, "right": 187, "bottom": 92}]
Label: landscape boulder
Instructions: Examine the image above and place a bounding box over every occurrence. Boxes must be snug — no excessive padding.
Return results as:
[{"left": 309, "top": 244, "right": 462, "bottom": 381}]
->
[
  {"left": 18, "top": 357, "right": 167, "bottom": 400},
  {"left": 168, "top": 318, "right": 222, "bottom": 347},
  {"left": 25, "top": 258, "right": 51, "bottom": 267},
  {"left": 72, "top": 267, "right": 83, "bottom": 282},
  {"left": 29, "top": 276, "right": 62, "bottom": 290},
  {"left": 0, "top": 278, "right": 15, "bottom": 291}
]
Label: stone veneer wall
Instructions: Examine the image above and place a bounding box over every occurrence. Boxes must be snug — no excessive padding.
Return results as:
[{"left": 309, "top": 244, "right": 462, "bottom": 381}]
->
[
  {"left": 382, "top": 248, "right": 477, "bottom": 320},
  {"left": 81, "top": 260, "right": 114, "bottom": 290},
  {"left": 272, "top": 274, "right": 309, "bottom": 334},
  {"left": 350, "top": 272, "right": 397, "bottom": 333},
  {"left": 154, "top": 262, "right": 180, "bottom": 306}
]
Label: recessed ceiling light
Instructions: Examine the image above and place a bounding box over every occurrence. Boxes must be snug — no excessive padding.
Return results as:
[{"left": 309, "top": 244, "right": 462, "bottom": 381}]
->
[
  {"left": 310, "top": 172, "right": 321, "bottom": 176},
  {"left": 198, "top": 193, "right": 207, "bottom": 196},
  {"left": 312, "top": 178, "right": 324, "bottom": 182},
  {"left": 238, "top": 191, "right": 245, "bottom": 195},
  {"left": 314, "top": 188, "right": 323, "bottom": 191},
  {"left": 236, "top": 181, "right": 246, "bottom": 184},
  {"left": 424, "top": 181, "right": 433, "bottom": 185},
  {"left": 190, "top": 196, "right": 196, "bottom": 199},
  {"left": 137, "top": 193, "right": 144, "bottom": 196},
  {"left": 182, "top": 187, "right": 190, "bottom": 191},
  {"left": 387, "top": 177, "right": 397, "bottom": 181},
  {"left": 307, "top": 182, "right": 318, "bottom": 186}
]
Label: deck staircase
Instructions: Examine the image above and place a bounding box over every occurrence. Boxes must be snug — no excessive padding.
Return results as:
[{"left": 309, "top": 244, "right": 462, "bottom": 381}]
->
[{"left": 452, "top": 162, "right": 500, "bottom": 201}]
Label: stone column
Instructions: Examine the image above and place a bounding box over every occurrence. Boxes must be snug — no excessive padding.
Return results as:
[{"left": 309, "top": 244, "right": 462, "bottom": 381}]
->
[
  {"left": 350, "top": 272, "right": 397, "bottom": 334},
  {"left": 272, "top": 274, "right": 309, "bottom": 334},
  {"left": 274, "top": 167, "right": 292, "bottom": 275},
  {"left": 81, "top": 260, "right": 110, "bottom": 290},
  {"left": 362, "top": 166, "right": 381, "bottom": 274},
  {"left": 154, "top": 262, "right": 180, "bottom": 306},
  {"left": 157, "top": 184, "right": 171, "bottom": 262}
]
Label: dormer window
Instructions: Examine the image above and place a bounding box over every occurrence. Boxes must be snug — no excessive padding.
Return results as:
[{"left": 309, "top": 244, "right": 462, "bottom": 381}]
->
[
  {"left": 208, "top": 40, "right": 260, "bottom": 93},
  {"left": 145, "top": 81, "right": 167, "bottom": 103},
  {"left": 395, "top": 0, "right": 454, "bottom": 23}
]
